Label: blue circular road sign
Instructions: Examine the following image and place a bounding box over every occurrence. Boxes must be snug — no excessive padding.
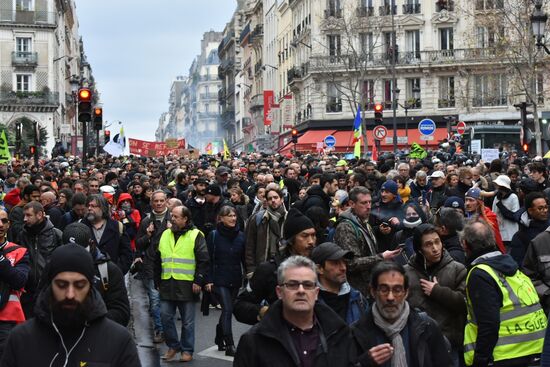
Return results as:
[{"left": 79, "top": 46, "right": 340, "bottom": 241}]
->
[
  {"left": 418, "top": 119, "right": 436, "bottom": 136},
  {"left": 324, "top": 135, "right": 336, "bottom": 147}
]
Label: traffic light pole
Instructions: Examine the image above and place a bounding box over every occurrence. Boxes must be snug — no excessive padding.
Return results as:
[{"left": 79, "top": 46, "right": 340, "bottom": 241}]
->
[
  {"left": 82, "top": 121, "right": 87, "bottom": 163},
  {"left": 32, "top": 121, "right": 39, "bottom": 167},
  {"left": 96, "top": 129, "right": 100, "bottom": 157}
]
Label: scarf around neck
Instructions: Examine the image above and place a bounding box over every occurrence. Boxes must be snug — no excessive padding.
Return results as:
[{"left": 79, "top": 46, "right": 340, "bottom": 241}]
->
[{"left": 371, "top": 301, "right": 410, "bottom": 367}]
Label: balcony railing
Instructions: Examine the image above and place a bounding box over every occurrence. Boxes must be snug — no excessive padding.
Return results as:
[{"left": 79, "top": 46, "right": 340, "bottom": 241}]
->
[
  {"left": 221, "top": 110, "right": 236, "bottom": 126},
  {"left": 287, "top": 67, "right": 303, "bottom": 84},
  {"left": 324, "top": 8, "right": 342, "bottom": 18},
  {"left": 0, "top": 10, "right": 56, "bottom": 26},
  {"left": 199, "top": 93, "right": 217, "bottom": 100},
  {"left": 0, "top": 91, "right": 59, "bottom": 106},
  {"left": 309, "top": 48, "right": 501, "bottom": 71},
  {"left": 197, "top": 111, "right": 219, "bottom": 119},
  {"left": 250, "top": 24, "right": 263, "bottom": 43},
  {"left": 199, "top": 75, "right": 218, "bottom": 82},
  {"left": 250, "top": 94, "right": 264, "bottom": 110},
  {"left": 11, "top": 51, "right": 38, "bottom": 66},
  {"left": 402, "top": 3, "right": 421, "bottom": 14},
  {"left": 218, "top": 88, "right": 226, "bottom": 103},
  {"left": 472, "top": 96, "right": 507, "bottom": 107},
  {"left": 356, "top": 6, "right": 374, "bottom": 17},
  {"left": 379, "top": 5, "right": 397, "bottom": 16},
  {"left": 438, "top": 98, "right": 456, "bottom": 108}
]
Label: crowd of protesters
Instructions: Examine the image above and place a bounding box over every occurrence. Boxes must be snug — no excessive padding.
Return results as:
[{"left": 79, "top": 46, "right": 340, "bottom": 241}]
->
[{"left": 1, "top": 147, "right": 550, "bottom": 365}]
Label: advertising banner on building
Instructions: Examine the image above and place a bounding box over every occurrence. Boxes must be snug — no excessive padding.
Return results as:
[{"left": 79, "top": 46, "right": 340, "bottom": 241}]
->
[
  {"left": 128, "top": 138, "right": 186, "bottom": 157},
  {"left": 263, "top": 90, "right": 274, "bottom": 126},
  {"left": 282, "top": 94, "right": 293, "bottom": 129}
]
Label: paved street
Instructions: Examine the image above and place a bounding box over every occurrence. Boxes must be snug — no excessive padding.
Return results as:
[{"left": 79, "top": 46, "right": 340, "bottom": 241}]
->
[{"left": 130, "top": 277, "right": 249, "bottom": 366}]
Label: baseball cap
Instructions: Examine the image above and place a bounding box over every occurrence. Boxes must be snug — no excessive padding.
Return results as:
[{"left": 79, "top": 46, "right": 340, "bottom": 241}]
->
[
  {"left": 443, "top": 196, "right": 465, "bottom": 211},
  {"left": 429, "top": 171, "right": 445, "bottom": 179},
  {"left": 216, "top": 166, "right": 230, "bottom": 176},
  {"left": 205, "top": 184, "right": 222, "bottom": 196},
  {"left": 311, "top": 242, "right": 354, "bottom": 265},
  {"left": 465, "top": 187, "right": 482, "bottom": 200}
]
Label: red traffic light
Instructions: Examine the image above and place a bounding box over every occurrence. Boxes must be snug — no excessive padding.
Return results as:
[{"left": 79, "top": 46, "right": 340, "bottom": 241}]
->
[
  {"left": 29, "top": 146, "right": 36, "bottom": 155},
  {"left": 78, "top": 88, "right": 91, "bottom": 102},
  {"left": 94, "top": 107, "right": 102, "bottom": 116},
  {"left": 523, "top": 143, "right": 529, "bottom": 152},
  {"left": 374, "top": 103, "right": 383, "bottom": 113},
  {"left": 105, "top": 130, "right": 110, "bottom": 136},
  {"left": 292, "top": 129, "right": 298, "bottom": 136}
]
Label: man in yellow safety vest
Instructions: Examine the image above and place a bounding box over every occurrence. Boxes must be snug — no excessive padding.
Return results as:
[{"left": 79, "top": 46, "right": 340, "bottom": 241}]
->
[
  {"left": 154, "top": 205, "right": 209, "bottom": 363},
  {"left": 461, "top": 219, "right": 547, "bottom": 367}
]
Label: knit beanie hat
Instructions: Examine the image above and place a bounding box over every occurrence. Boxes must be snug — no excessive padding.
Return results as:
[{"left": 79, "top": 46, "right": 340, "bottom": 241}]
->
[
  {"left": 62, "top": 222, "right": 92, "bottom": 248},
  {"left": 105, "top": 172, "right": 118, "bottom": 185},
  {"left": 47, "top": 245, "right": 95, "bottom": 284},
  {"left": 283, "top": 208, "right": 314, "bottom": 240}
]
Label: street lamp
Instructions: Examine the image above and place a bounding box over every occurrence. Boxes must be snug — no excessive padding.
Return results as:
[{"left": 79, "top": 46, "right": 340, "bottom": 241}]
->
[
  {"left": 69, "top": 75, "right": 80, "bottom": 155},
  {"left": 531, "top": 1, "right": 550, "bottom": 54}
]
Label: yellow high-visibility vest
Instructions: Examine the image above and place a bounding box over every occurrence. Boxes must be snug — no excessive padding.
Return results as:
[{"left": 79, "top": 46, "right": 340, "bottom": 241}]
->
[
  {"left": 464, "top": 263, "right": 547, "bottom": 365},
  {"left": 158, "top": 228, "right": 201, "bottom": 281}
]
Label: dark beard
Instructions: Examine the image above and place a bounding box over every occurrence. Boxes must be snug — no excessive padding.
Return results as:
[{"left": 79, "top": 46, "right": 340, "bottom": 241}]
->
[{"left": 51, "top": 297, "right": 90, "bottom": 329}]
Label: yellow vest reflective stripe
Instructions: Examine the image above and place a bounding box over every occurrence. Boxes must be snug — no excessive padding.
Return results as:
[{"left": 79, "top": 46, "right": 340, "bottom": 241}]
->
[
  {"left": 158, "top": 228, "right": 201, "bottom": 281},
  {"left": 464, "top": 263, "right": 547, "bottom": 366}
]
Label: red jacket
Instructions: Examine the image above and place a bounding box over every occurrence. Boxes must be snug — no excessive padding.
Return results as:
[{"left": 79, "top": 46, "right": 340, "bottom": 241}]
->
[
  {"left": 484, "top": 207, "right": 505, "bottom": 253},
  {"left": 112, "top": 193, "right": 141, "bottom": 251}
]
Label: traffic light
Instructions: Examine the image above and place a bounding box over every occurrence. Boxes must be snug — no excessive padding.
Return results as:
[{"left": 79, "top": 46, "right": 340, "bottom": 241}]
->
[
  {"left": 29, "top": 145, "right": 36, "bottom": 156},
  {"left": 78, "top": 88, "right": 92, "bottom": 122},
  {"left": 93, "top": 107, "right": 103, "bottom": 130},
  {"left": 104, "top": 130, "right": 110, "bottom": 144},
  {"left": 374, "top": 103, "right": 383, "bottom": 124},
  {"left": 523, "top": 143, "right": 529, "bottom": 153},
  {"left": 291, "top": 129, "right": 298, "bottom": 144}
]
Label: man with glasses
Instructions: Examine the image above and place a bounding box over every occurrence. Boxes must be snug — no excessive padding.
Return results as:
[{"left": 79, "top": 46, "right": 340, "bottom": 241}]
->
[
  {"left": 234, "top": 255, "right": 355, "bottom": 366},
  {"left": 510, "top": 192, "right": 550, "bottom": 266},
  {"left": 353, "top": 261, "right": 451, "bottom": 367}
]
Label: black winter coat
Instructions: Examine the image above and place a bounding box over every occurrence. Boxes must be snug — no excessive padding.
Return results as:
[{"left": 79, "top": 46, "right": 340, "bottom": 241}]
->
[
  {"left": 353, "top": 306, "right": 452, "bottom": 367},
  {"left": 234, "top": 300, "right": 356, "bottom": 367},
  {"left": 81, "top": 218, "right": 133, "bottom": 275},
  {"left": 302, "top": 185, "right": 331, "bottom": 216},
  {"left": 92, "top": 249, "right": 130, "bottom": 326},
  {"left": 206, "top": 225, "right": 245, "bottom": 288},
  {"left": 1, "top": 285, "right": 140, "bottom": 367},
  {"left": 441, "top": 233, "right": 466, "bottom": 265},
  {"left": 135, "top": 210, "right": 171, "bottom": 279}
]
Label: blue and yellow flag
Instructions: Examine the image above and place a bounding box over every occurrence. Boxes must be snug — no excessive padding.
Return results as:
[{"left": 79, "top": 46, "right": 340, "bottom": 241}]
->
[{"left": 352, "top": 106, "right": 362, "bottom": 158}]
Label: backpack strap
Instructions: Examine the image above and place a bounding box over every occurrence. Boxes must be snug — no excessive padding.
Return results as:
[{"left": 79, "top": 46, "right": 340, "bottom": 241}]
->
[
  {"left": 97, "top": 262, "right": 109, "bottom": 291},
  {"left": 336, "top": 218, "right": 361, "bottom": 240}
]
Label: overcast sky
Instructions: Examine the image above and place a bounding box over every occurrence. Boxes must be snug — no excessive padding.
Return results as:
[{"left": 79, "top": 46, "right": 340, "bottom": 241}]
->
[{"left": 76, "top": 0, "right": 237, "bottom": 141}]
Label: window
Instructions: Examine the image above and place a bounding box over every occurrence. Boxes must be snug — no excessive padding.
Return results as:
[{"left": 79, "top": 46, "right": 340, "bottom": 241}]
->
[
  {"left": 476, "top": 26, "right": 503, "bottom": 48},
  {"left": 405, "top": 30, "right": 420, "bottom": 60},
  {"left": 440, "top": 28, "right": 454, "bottom": 51},
  {"left": 473, "top": 74, "right": 507, "bottom": 106},
  {"left": 384, "top": 79, "right": 395, "bottom": 108},
  {"left": 16, "top": 0, "right": 33, "bottom": 11},
  {"left": 439, "top": 76, "right": 455, "bottom": 107},
  {"left": 406, "top": 78, "right": 421, "bottom": 108},
  {"left": 326, "top": 0, "right": 342, "bottom": 17},
  {"left": 381, "top": 0, "right": 396, "bottom": 15},
  {"left": 326, "top": 83, "right": 342, "bottom": 112},
  {"left": 359, "top": 32, "right": 374, "bottom": 61},
  {"left": 16, "top": 37, "right": 31, "bottom": 53},
  {"left": 476, "top": 0, "right": 504, "bottom": 10},
  {"left": 384, "top": 31, "right": 397, "bottom": 61},
  {"left": 205, "top": 103, "right": 210, "bottom": 113},
  {"left": 327, "top": 34, "right": 341, "bottom": 61},
  {"left": 16, "top": 74, "right": 31, "bottom": 92},
  {"left": 403, "top": 0, "right": 421, "bottom": 14},
  {"left": 363, "top": 80, "right": 375, "bottom": 109}
]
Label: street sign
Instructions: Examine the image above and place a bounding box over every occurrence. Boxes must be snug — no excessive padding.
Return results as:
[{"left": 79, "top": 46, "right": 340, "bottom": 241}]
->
[
  {"left": 456, "top": 121, "right": 466, "bottom": 135},
  {"left": 418, "top": 119, "right": 436, "bottom": 136},
  {"left": 324, "top": 135, "right": 336, "bottom": 148},
  {"left": 373, "top": 125, "right": 388, "bottom": 140},
  {"left": 420, "top": 135, "right": 434, "bottom": 141}
]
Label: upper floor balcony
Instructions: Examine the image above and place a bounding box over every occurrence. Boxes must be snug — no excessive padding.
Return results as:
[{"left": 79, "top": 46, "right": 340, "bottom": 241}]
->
[
  {"left": 0, "top": 90, "right": 59, "bottom": 112},
  {"left": 199, "top": 93, "right": 217, "bottom": 100},
  {"left": 379, "top": 5, "right": 397, "bottom": 16},
  {"left": 0, "top": 9, "right": 56, "bottom": 27},
  {"left": 309, "top": 48, "right": 501, "bottom": 73},
  {"left": 324, "top": 8, "right": 342, "bottom": 18},
  {"left": 249, "top": 94, "right": 264, "bottom": 111},
  {"left": 12, "top": 51, "right": 38, "bottom": 67}
]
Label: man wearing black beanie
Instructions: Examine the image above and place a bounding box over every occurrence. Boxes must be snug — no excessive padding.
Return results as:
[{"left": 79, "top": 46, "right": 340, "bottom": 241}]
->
[
  {"left": 234, "top": 208, "right": 317, "bottom": 325},
  {"left": 1, "top": 245, "right": 141, "bottom": 366}
]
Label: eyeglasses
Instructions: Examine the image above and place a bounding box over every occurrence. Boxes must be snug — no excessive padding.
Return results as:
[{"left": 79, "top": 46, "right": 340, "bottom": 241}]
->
[
  {"left": 376, "top": 285, "right": 406, "bottom": 297},
  {"left": 280, "top": 280, "right": 317, "bottom": 291}
]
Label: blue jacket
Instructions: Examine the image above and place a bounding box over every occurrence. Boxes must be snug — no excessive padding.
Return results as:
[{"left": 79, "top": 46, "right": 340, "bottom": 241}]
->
[
  {"left": 318, "top": 283, "right": 369, "bottom": 325},
  {"left": 206, "top": 226, "right": 246, "bottom": 288}
]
